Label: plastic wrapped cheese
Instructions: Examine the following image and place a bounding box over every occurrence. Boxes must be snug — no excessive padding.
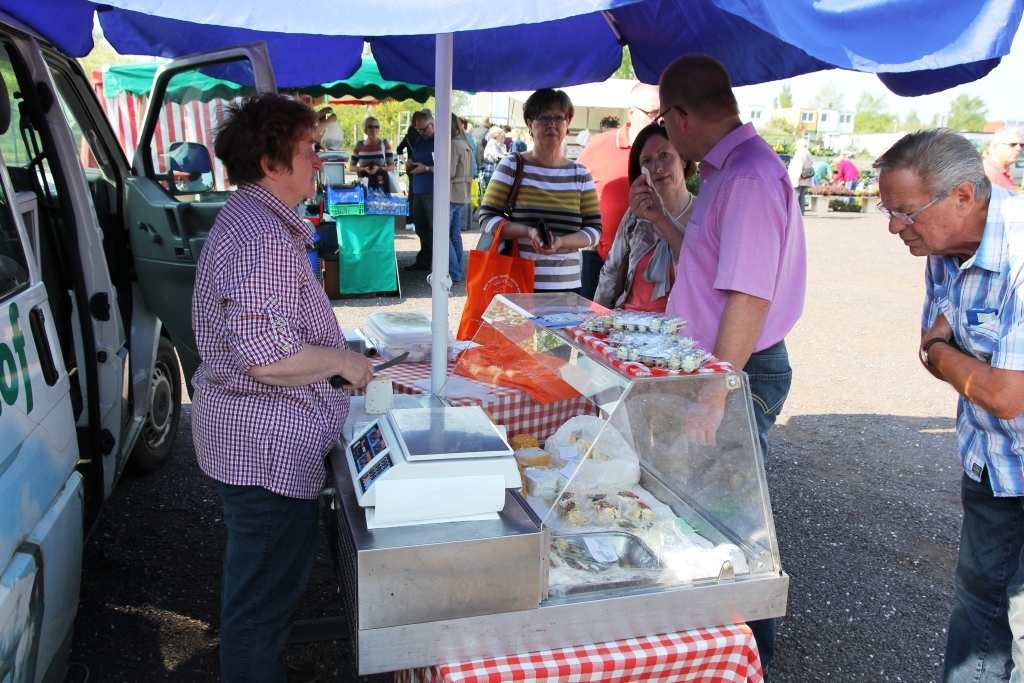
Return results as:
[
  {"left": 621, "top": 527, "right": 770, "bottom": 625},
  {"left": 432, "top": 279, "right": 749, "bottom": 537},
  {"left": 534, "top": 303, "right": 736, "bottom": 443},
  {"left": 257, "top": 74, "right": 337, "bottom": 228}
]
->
[{"left": 364, "top": 375, "right": 393, "bottom": 414}]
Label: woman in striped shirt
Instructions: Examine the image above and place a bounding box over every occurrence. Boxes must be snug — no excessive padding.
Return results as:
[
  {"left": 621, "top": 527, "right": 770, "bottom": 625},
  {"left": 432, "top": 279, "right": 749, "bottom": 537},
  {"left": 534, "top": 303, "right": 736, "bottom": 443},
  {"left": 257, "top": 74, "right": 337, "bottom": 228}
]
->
[
  {"left": 478, "top": 89, "right": 601, "bottom": 292},
  {"left": 348, "top": 115, "right": 396, "bottom": 191}
]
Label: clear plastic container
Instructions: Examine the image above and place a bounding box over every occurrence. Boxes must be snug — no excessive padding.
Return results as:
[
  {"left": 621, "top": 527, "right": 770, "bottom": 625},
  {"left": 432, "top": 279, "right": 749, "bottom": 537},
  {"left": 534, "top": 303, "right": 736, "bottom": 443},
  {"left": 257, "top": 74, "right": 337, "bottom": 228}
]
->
[{"left": 364, "top": 311, "right": 453, "bottom": 362}]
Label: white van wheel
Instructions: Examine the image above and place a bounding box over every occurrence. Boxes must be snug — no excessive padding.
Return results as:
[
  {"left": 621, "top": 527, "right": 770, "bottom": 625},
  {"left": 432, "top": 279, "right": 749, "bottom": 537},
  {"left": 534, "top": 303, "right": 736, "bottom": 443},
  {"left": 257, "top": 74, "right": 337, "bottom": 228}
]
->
[{"left": 129, "top": 337, "right": 182, "bottom": 473}]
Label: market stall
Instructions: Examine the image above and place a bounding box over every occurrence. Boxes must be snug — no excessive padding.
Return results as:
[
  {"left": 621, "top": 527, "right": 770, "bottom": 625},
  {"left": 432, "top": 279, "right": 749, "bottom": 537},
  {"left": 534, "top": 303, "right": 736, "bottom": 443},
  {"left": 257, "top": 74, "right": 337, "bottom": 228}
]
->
[{"left": 322, "top": 294, "right": 785, "bottom": 676}]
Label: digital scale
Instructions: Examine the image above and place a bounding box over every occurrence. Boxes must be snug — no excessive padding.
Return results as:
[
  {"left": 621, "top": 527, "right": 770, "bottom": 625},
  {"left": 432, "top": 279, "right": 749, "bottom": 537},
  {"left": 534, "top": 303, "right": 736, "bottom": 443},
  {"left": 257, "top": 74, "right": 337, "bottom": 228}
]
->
[{"left": 343, "top": 405, "right": 519, "bottom": 510}]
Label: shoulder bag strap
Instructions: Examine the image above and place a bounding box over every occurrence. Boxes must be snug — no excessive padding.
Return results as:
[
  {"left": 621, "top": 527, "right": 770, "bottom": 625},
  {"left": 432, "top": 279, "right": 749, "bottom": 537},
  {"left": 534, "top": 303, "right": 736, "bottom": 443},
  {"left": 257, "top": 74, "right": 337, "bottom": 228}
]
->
[
  {"left": 610, "top": 215, "right": 638, "bottom": 306},
  {"left": 502, "top": 152, "right": 525, "bottom": 220}
]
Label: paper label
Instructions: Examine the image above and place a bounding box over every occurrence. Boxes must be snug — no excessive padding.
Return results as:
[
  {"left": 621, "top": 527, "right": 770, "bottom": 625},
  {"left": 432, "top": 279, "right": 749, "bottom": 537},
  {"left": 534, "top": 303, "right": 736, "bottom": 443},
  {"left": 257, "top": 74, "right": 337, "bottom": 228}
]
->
[
  {"left": 559, "top": 461, "right": 579, "bottom": 479},
  {"left": 559, "top": 446, "right": 579, "bottom": 461},
  {"left": 584, "top": 537, "right": 619, "bottom": 563}
]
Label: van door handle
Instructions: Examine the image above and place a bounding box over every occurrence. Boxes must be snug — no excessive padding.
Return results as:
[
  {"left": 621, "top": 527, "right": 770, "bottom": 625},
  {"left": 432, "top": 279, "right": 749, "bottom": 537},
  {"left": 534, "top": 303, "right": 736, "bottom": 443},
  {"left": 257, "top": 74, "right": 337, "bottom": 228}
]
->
[
  {"left": 137, "top": 222, "right": 163, "bottom": 245},
  {"left": 29, "top": 306, "right": 60, "bottom": 386}
]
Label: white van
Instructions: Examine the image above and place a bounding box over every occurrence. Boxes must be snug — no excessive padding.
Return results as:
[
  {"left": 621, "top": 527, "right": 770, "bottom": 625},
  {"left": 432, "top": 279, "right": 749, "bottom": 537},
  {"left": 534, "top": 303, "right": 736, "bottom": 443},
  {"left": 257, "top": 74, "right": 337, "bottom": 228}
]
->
[{"left": 0, "top": 13, "right": 275, "bottom": 681}]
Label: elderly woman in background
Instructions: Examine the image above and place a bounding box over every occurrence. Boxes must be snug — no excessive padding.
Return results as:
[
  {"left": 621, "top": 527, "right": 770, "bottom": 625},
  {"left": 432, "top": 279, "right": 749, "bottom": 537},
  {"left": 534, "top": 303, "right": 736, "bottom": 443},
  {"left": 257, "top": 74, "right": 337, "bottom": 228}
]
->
[
  {"left": 594, "top": 124, "right": 693, "bottom": 311},
  {"left": 349, "top": 115, "right": 396, "bottom": 192},
  {"left": 481, "top": 125, "right": 508, "bottom": 191},
  {"left": 479, "top": 88, "right": 601, "bottom": 293},
  {"left": 192, "top": 93, "right": 374, "bottom": 683},
  {"left": 449, "top": 112, "right": 474, "bottom": 283}
]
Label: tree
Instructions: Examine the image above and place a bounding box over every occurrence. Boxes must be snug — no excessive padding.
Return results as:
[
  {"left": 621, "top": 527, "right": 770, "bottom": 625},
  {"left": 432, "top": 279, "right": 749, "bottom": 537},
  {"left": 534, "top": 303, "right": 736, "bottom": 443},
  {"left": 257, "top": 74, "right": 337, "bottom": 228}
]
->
[
  {"left": 763, "top": 116, "right": 795, "bottom": 134},
  {"left": 774, "top": 84, "right": 793, "bottom": 109},
  {"left": 899, "top": 109, "right": 923, "bottom": 132},
  {"left": 853, "top": 92, "right": 897, "bottom": 133},
  {"left": 947, "top": 94, "right": 988, "bottom": 132},
  {"left": 810, "top": 80, "right": 844, "bottom": 110},
  {"left": 615, "top": 47, "right": 636, "bottom": 80}
]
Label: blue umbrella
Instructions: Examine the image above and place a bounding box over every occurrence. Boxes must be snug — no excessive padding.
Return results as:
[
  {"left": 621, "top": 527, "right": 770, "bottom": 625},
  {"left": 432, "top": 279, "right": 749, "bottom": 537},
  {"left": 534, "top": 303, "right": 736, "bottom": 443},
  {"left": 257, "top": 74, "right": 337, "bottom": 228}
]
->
[{"left": 9, "top": 0, "right": 1021, "bottom": 391}]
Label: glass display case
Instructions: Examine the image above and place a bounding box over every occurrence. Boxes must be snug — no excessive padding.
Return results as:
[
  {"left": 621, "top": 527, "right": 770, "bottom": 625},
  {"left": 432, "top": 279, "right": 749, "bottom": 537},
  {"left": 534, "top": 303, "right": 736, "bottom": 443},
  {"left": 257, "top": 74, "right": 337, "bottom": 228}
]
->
[{"left": 327, "top": 293, "right": 787, "bottom": 674}]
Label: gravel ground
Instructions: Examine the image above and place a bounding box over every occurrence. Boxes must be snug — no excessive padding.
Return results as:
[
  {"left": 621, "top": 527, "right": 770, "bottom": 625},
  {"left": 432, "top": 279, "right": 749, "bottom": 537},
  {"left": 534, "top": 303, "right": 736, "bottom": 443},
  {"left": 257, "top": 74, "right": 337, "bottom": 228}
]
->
[{"left": 66, "top": 210, "right": 962, "bottom": 682}]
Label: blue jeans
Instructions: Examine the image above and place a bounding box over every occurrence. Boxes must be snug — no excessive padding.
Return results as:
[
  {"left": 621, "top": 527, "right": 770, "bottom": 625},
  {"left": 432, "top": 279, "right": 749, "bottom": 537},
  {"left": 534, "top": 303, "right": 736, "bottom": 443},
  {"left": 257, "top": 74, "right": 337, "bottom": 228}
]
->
[
  {"left": 943, "top": 470, "right": 1024, "bottom": 682},
  {"left": 216, "top": 482, "right": 320, "bottom": 683},
  {"left": 743, "top": 339, "right": 793, "bottom": 673},
  {"left": 449, "top": 203, "right": 465, "bottom": 282},
  {"left": 795, "top": 186, "right": 808, "bottom": 216},
  {"left": 580, "top": 249, "right": 605, "bottom": 301}
]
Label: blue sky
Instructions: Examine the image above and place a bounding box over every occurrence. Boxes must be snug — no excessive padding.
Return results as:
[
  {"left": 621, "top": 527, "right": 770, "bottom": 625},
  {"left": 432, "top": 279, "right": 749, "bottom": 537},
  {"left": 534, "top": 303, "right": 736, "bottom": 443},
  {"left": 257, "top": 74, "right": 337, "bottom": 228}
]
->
[{"left": 734, "top": 29, "right": 1023, "bottom": 124}]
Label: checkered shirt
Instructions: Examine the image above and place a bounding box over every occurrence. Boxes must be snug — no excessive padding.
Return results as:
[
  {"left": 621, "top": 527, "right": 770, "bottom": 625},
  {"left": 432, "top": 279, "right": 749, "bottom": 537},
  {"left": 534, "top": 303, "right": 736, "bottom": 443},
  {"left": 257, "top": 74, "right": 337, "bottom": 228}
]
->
[
  {"left": 923, "top": 186, "right": 1024, "bottom": 496},
  {"left": 192, "top": 183, "right": 348, "bottom": 499}
]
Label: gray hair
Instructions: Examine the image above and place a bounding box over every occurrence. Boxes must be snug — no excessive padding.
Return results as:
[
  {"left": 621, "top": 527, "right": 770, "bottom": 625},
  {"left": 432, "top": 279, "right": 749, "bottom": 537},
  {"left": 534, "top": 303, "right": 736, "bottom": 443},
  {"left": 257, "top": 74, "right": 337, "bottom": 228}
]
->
[
  {"left": 992, "top": 125, "right": 1024, "bottom": 145},
  {"left": 362, "top": 115, "right": 380, "bottom": 130},
  {"left": 873, "top": 128, "right": 991, "bottom": 205}
]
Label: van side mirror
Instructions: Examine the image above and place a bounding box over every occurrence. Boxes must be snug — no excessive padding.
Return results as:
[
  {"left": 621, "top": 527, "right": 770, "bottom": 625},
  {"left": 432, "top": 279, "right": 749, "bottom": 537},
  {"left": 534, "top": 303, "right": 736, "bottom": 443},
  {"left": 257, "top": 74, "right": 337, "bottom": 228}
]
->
[{"left": 167, "top": 142, "right": 214, "bottom": 194}]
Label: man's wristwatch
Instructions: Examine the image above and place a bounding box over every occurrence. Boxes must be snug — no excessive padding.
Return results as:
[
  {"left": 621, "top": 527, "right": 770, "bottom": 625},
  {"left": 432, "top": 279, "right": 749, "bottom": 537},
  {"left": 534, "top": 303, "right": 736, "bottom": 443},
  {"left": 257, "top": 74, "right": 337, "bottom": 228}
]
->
[{"left": 920, "top": 337, "right": 949, "bottom": 366}]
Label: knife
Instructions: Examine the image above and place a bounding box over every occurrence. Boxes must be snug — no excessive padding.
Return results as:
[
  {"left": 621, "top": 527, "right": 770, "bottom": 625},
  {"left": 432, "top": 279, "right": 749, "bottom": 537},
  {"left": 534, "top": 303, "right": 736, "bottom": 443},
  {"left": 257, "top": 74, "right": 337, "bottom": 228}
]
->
[{"left": 330, "top": 351, "right": 410, "bottom": 388}]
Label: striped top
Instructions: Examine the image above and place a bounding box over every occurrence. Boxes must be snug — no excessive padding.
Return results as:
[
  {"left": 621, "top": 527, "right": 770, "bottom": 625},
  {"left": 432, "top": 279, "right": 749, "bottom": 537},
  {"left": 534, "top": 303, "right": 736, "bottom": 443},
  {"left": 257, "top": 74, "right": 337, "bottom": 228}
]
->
[
  {"left": 479, "top": 154, "right": 602, "bottom": 290},
  {"left": 923, "top": 186, "right": 1024, "bottom": 496},
  {"left": 351, "top": 138, "right": 395, "bottom": 169}
]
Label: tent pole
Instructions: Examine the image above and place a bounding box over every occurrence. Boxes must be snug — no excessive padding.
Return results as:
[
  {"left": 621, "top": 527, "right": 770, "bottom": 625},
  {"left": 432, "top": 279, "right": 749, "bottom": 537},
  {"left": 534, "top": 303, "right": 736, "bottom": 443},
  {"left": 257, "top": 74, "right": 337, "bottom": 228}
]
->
[{"left": 430, "top": 32, "right": 454, "bottom": 397}]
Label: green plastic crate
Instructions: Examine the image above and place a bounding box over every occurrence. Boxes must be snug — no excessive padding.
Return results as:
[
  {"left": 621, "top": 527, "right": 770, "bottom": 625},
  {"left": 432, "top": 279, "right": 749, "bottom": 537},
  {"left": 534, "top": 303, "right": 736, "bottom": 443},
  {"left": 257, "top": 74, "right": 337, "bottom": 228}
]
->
[{"left": 328, "top": 201, "right": 365, "bottom": 217}]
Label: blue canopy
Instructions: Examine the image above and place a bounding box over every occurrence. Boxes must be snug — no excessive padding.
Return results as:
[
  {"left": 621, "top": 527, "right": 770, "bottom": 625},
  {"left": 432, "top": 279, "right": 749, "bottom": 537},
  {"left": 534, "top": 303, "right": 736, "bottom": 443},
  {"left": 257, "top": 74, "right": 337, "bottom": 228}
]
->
[{"left": 4, "top": 0, "right": 1021, "bottom": 95}]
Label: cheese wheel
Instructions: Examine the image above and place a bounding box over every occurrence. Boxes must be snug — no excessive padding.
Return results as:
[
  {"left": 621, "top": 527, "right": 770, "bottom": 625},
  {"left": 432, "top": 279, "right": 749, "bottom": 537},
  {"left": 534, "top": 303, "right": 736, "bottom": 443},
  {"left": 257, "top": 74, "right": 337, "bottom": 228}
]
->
[{"left": 364, "top": 375, "right": 394, "bottom": 414}]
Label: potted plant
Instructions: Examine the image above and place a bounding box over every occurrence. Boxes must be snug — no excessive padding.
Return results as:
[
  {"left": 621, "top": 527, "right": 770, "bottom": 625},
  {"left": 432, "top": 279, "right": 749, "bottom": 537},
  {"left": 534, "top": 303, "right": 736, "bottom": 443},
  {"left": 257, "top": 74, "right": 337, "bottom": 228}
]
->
[
  {"left": 807, "top": 184, "right": 854, "bottom": 212},
  {"left": 600, "top": 115, "right": 621, "bottom": 131},
  {"left": 854, "top": 186, "right": 881, "bottom": 213}
]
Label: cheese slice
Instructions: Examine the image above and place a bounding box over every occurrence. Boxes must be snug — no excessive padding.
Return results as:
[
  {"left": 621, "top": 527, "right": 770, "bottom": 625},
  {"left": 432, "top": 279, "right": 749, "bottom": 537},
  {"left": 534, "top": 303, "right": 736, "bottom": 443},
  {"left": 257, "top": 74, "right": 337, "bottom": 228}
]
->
[{"left": 365, "top": 375, "right": 394, "bottom": 414}]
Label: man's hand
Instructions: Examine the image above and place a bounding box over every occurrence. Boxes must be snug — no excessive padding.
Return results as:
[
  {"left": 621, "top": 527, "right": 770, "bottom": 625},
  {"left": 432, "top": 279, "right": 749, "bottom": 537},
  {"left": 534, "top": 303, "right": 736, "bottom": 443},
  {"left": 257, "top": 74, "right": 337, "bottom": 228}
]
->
[
  {"left": 921, "top": 314, "right": 954, "bottom": 379},
  {"left": 683, "top": 383, "right": 729, "bottom": 447}
]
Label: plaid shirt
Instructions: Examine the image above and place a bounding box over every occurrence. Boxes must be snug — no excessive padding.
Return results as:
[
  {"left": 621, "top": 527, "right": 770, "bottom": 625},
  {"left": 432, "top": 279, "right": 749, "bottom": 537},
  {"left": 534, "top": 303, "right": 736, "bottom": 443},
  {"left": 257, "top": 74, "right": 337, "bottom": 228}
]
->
[
  {"left": 923, "top": 186, "right": 1024, "bottom": 496},
  {"left": 192, "top": 183, "right": 349, "bottom": 499}
]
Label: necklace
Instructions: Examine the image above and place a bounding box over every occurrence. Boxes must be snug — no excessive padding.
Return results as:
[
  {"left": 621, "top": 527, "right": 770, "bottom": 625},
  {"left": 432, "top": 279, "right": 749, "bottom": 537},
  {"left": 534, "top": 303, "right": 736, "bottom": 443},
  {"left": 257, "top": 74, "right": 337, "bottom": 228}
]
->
[{"left": 671, "top": 193, "right": 695, "bottom": 222}]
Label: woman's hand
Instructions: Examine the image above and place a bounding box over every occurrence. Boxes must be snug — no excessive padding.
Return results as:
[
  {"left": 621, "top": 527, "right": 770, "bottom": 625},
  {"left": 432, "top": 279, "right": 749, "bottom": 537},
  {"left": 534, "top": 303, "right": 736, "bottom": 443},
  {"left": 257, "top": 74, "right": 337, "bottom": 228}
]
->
[
  {"left": 529, "top": 227, "right": 561, "bottom": 255},
  {"left": 337, "top": 349, "right": 374, "bottom": 390},
  {"left": 630, "top": 175, "right": 668, "bottom": 224}
]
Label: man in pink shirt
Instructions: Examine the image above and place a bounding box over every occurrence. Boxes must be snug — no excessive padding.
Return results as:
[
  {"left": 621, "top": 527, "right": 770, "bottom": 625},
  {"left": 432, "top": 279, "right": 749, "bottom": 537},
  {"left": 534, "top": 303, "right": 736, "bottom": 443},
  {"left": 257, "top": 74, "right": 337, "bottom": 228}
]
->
[
  {"left": 577, "top": 83, "right": 660, "bottom": 300},
  {"left": 656, "top": 54, "right": 807, "bottom": 674},
  {"left": 983, "top": 125, "right": 1022, "bottom": 192}
]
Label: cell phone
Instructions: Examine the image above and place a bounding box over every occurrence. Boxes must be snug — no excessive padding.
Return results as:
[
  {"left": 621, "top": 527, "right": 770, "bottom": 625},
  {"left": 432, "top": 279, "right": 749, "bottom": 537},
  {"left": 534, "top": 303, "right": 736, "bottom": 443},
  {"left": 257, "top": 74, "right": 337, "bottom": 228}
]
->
[
  {"left": 406, "top": 161, "right": 420, "bottom": 170},
  {"left": 537, "top": 219, "right": 552, "bottom": 248}
]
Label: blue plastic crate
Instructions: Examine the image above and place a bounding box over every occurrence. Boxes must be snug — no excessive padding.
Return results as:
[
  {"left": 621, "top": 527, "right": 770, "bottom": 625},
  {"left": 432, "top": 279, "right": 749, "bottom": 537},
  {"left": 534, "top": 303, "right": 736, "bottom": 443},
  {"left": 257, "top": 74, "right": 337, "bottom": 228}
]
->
[{"left": 326, "top": 184, "right": 364, "bottom": 205}]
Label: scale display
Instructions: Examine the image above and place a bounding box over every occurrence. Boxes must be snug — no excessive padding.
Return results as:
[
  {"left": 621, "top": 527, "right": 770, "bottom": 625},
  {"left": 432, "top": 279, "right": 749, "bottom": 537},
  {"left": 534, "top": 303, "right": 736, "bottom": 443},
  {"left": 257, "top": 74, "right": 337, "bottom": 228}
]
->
[{"left": 342, "top": 405, "right": 519, "bottom": 507}]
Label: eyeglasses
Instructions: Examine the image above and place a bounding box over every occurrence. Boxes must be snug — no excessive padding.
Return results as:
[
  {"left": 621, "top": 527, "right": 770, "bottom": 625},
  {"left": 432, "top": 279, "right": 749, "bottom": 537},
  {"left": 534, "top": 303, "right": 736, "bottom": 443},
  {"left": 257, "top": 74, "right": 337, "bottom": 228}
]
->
[
  {"left": 633, "top": 106, "right": 656, "bottom": 120},
  {"left": 366, "top": 125, "right": 380, "bottom": 129},
  {"left": 414, "top": 125, "right": 431, "bottom": 133},
  {"left": 1000, "top": 141, "right": 1023, "bottom": 148},
  {"left": 876, "top": 191, "right": 950, "bottom": 225},
  {"left": 532, "top": 115, "right": 568, "bottom": 126},
  {"left": 655, "top": 104, "right": 688, "bottom": 127}
]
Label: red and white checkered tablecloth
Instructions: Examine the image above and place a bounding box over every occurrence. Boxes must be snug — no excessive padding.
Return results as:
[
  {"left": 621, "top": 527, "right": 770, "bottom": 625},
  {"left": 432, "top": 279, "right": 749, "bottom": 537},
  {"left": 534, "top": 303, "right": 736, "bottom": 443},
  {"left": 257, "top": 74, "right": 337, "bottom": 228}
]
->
[
  {"left": 394, "top": 624, "right": 762, "bottom": 683},
  {"left": 353, "top": 361, "right": 596, "bottom": 441}
]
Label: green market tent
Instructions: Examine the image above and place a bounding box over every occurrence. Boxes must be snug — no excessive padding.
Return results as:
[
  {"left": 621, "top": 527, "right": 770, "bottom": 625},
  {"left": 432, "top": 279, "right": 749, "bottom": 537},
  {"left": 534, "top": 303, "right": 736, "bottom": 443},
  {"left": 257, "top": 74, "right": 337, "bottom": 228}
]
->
[{"left": 102, "top": 54, "right": 432, "bottom": 104}]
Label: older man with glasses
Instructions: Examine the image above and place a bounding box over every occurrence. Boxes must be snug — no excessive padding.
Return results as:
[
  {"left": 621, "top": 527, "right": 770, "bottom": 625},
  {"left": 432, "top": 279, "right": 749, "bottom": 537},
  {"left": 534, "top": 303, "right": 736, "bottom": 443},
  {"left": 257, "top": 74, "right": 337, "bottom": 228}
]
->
[
  {"left": 405, "top": 111, "right": 436, "bottom": 271},
  {"left": 875, "top": 128, "right": 1024, "bottom": 683},
  {"left": 983, "top": 125, "right": 1023, "bottom": 193},
  {"left": 656, "top": 54, "right": 807, "bottom": 676}
]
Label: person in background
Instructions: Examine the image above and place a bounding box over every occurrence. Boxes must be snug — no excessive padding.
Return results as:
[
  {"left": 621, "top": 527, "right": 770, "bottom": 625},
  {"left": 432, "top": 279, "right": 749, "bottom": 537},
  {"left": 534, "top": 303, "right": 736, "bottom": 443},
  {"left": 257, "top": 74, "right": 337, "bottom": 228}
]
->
[
  {"left": 983, "top": 125, "right": 1023, "bottom": 192},
  {"left": 405, "top": 111, "right": 436, "bottom": 271},
  {"left": 313, "top": 107, "right": 344, "bottom": 152},
  {"left": 787, "top": 138, "right": 815, "bottom": 216},
  {"left": 461, "top": 117, "right": 479, "bottom": 232},
  {"left": 873, "top": 127, "right": 1024, "bottom": 683},
  {"left": 479, "top": 88, "right": 601, "bottom": 293},
  {"left": 481, "top": 125, "right": 508, "bottom": 192},
  {"left": 502, "top": 125, "right": 513, "bottom": 152},
  {"left": 657, "top": 53, "right": 807, "bottom": 674},
  {"left": 812, "top": 157, "right": 831, "bottom": 186},
  {"left": 577, "top": 82, "right": 661, "bottom": 300},
  {"left": 449, "top": 113, "right": 473, "bottom": 283},
  {"left": 191, "top": 93, "right": 374, "bottom": 683},
  {"left": 834, "top": 152, "right": 860, "bottom": 191},
  {"left": 397, "top": 118, "right": 422, "bottom": 209},
  {"left": 472, "top": 116, "right": 490, "bottom": 171},
  {"left": 594, "top": 124, "right": 693, "bottom": 311},
  {"left": 510, "top": 128, "right": 527, "bottom": 153},
  {"left": 348, "top": 115, "right": 396, "bottom": 193}
]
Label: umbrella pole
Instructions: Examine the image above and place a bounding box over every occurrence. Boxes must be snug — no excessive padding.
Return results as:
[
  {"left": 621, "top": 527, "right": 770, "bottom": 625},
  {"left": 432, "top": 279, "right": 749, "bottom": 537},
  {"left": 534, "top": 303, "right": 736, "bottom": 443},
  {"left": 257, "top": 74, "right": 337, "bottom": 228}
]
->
[{"left": 430, "top": 33, "right": 454, "bottom": 397}]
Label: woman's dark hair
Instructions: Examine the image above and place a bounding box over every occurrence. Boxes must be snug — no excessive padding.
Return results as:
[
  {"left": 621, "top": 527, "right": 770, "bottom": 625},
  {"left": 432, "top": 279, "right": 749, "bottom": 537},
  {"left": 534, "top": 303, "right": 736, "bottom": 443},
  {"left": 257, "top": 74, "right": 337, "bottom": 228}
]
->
[
  {"left": 523, "top": 88, "right": 574, "bottom": 123},
  {"left": 214, "top": 92, "right": 317, "bottom": 185},
  {"left": 627, "top": 123, "right": 696, "bottom": 184}
]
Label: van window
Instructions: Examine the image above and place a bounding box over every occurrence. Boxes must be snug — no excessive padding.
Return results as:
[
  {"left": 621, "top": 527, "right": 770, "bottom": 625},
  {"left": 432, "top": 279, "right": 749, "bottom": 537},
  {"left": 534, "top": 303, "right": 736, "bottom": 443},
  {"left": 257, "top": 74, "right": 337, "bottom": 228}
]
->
[
  {"left": 0, "top": 180, "right": 29, "bottom": 299},
  {"left": 141, "top": 61, "right": 260, "bottom": 197}
]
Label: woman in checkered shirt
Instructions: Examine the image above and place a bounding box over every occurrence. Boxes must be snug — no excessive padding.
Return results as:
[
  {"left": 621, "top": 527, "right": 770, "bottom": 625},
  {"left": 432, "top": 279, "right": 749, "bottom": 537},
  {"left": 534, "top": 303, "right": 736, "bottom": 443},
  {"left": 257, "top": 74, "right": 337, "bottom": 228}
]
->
[{"left": 191, "top": 93, "right": 373, "bottom": 683}]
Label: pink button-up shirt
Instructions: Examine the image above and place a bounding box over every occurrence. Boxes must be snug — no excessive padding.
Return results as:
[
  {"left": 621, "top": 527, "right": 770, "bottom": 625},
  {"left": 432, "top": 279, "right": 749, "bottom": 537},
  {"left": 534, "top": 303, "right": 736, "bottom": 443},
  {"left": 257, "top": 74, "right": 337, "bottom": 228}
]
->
[
  {"left": 192, "top": 183, "right": 348, "bottom": 499},
  {"left": 666, "top": 123, "right": 806, "bottom": 354}
]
